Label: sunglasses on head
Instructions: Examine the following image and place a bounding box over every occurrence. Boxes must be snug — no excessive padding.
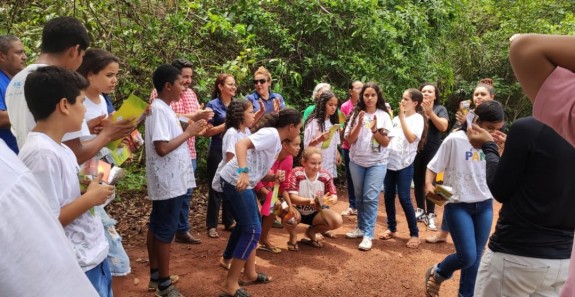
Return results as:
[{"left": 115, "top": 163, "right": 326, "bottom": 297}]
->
[{"left": 253, "top": 79, "right": 268, "bottom": 85}]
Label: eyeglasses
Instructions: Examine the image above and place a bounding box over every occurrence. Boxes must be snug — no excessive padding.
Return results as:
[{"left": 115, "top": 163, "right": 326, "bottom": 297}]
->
[{"left": 253, "top": 79, "right": 268, "bottom": 85}]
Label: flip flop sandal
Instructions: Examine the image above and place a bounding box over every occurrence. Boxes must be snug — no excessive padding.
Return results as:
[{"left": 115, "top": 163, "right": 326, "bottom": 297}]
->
[
  {"left": 208, "top": 228, "right": 219, "bottom": 238},
  {"left": 257, "top": 244, "right": 281, "bottom": 254},
  {"left": 300, "top": 238, "right": 323, "bottom": 248},
  {"left": 219, "top": 287, "right": 252, "bottom": 297},
  {"left": 238, "top": 272, "right": 272, "bottom": 286},
  {"left": 322, "top": 231, "right": 337, "bottom": 239},
  {"left": 406, "top": 237, "right": 421, "bottom": 249},
  {"left": 287, "top": 241, "right": 299, "bottom": 251},
  {"left": 379, "top": 230, "right": 396, "bottom": 240}
]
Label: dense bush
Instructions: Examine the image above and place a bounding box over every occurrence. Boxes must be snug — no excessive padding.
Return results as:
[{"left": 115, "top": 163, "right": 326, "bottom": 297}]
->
[{"left": 2, "top": 0, "right": 574, "bottom": 184}]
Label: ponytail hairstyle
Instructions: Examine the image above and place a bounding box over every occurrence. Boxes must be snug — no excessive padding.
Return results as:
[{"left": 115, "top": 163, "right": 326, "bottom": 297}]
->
[
  {"left": 77, "top": 48, "right": 119, "bottom": 79},
  {"left": 211, "top": 73, "right": 234, "bottom": 99},
  {"left": 418, "top": 83, "right": 441, "bottom": 105},
  {"left": 346, "top": 81, "right": 389, "bottom": 130},
  {"left": 251, "top": 108, "right": 302, "bottom": 133},
  {"left": 406, "top": 88, "right": 428, "bottom": 151},
  {"left": 225, "top": 99, "right": 252, "bottom": 130},
  {"left": 460, "top": 100, "right": 505, "bottom": 132},
  {"left": 304, "top": 90, "right": 339, "bottom": 132}
]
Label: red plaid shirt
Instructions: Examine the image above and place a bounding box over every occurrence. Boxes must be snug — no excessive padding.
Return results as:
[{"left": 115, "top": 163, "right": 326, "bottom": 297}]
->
[{"left": 150, "top": 88, "right": 199, "bottom": 159}]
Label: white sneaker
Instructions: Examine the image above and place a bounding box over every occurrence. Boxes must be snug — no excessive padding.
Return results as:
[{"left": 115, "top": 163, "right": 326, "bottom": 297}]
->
[
  {"left": 345, "top": 228, "right": 364, "bottom": 239},
  {"left": 358, "top": 237, "right": 372, "bottom": 251},
  {"left": 428, "top": 213, "right": 437, "bottom": 231},
  {"left": 415, "top": 208, "right": 425, "bottom": 221}
]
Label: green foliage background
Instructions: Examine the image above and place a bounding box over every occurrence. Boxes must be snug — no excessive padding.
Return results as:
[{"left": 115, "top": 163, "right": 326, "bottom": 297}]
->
[{"left": 2, "top": 0, "right": 574, "bottom": 186}]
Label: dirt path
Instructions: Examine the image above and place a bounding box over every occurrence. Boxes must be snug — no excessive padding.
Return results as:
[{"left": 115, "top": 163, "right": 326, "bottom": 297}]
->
[{"left": 111, "top": 188, "right": 500, "bottom": 297}]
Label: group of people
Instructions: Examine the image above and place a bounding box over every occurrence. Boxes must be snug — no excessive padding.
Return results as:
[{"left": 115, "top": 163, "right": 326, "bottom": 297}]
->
[{"left": 2, "top": 15, "right": 575, "bottom": 297}]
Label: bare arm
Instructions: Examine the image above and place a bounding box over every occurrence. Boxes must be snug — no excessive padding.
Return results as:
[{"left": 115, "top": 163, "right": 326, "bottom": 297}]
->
[
  {"left": 59, "top": 175, "right": 113, "bottom": 226},
  {"left": 202, "top": 123, "right": 225, "bottom": 137},
  {"left": 509, "top": 34, "right": 575, "bottom": 102},
  {"left": 424, "top": 169, "right": 438, "bottom": 196},
  {"left": 399, "top": 114, "right": 417, "bottom": 143},
  {"left": 154, "top": 120, "right": 206, "bottom": 157},
  {"left": 0, "top": 110, "right": 10, "bottom": 128},
  {"left": 428, "top": 110, "right": 448, "bottom": 132},
  {"left": 345, "top": 111, "right": 363, "bottom": 144}
]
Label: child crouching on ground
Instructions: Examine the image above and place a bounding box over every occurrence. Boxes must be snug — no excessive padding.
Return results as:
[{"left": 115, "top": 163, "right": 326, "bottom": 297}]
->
[
  {"left": 145, "top": 65, "right": 206, "bottom": 297},
  {"left": 18, "top": 66, "right": 115, "bottom": 296},
  {"left": 284, "top": 147, "right": 342, "bottom": 250}
]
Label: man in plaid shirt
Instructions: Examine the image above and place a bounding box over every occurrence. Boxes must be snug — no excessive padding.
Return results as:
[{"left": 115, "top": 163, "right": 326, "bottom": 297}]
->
[{"left": 150, "top": 59, "right": 213, "bottom": 244}]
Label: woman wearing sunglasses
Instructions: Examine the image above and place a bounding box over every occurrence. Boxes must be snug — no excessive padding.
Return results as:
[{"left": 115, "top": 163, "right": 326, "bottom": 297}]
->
[{"left": 246, "top": 66, "right": 286, "bottom": 116}]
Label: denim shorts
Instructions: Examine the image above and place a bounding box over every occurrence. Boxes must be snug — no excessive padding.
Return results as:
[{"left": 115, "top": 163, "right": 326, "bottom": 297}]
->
[
  {"left": 95, "top": 206, "right": 131, "bottom": 276},
  {"left": 85, "top": 258, "right": 113, "bottom": 297},
  {"left": 149, "top": 193, "right": 188, "bottom": 243}
]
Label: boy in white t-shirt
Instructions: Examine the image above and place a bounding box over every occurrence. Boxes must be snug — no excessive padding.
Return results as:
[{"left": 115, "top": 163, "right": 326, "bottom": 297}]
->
[
  {"left": 145, "top": 65, "right": 207, "bottom": 297},
  {"left": 18, "top": 66, "right": 115, "bottom": 296}
]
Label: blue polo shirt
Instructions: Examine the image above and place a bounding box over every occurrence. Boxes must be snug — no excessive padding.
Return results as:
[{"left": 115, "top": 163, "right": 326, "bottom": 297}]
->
[
  {"left": 206, "top": 97, "right": 228, "bottom": 151},
  {"left": 0, "top": 71, "right": 18, "bottom": 154},
  {"left": 245, "top": 91, "right": 286, "bottom": 113}
]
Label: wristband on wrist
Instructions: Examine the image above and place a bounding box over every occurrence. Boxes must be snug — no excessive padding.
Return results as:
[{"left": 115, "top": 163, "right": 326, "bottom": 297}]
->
[{"left": 237, "top": 167, "right": 249, "bottom": 174}]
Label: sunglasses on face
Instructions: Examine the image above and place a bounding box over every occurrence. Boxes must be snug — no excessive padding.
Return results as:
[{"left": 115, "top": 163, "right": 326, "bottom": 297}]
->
[{"left": 253, "top": 79, "right": 268, "bottom": 85}]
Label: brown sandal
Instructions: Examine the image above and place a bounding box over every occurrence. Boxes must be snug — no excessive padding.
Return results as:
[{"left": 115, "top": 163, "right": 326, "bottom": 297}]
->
[
  {"left": 287, "top": 241, "right": 299, "bottom": 251},
  {"left": 379, "top": 230, "right": 396, "bottom": 240}
]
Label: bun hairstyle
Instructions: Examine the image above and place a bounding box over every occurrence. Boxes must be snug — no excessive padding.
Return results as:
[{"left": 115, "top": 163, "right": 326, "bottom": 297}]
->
[{"left": 476, "top": 78, "right": 495, "bottom": 96}]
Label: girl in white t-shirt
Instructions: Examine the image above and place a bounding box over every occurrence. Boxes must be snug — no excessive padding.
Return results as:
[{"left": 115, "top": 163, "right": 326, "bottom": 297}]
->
[
  {"left": 380, "top": 88, "right": 426, "bottom": 249},
  {"left": 285, "top": 147, "right": 342, "bottom": 250},
  {"left": 423, "top": 100, "right": 505, "bottom": 297},
  {"left": 303, "top": 89, "right": 341, "bottom": 177},
  {"left": 218, "top": 108, "right": 302, "bottom": 297},
  {"left": 213, "top": 99, "right": 255, "bottom": 269},
  {"left": 343, "top": 82, "right": 393, "bottom": 251},
  {"left": 77, "top": 48, "right": 133, "bottom": 293}
]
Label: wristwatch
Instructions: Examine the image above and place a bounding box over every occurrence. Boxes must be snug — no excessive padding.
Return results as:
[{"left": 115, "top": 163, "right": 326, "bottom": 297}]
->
[{"left": 237, "top": 167, "right": 249, "bottom": 174}]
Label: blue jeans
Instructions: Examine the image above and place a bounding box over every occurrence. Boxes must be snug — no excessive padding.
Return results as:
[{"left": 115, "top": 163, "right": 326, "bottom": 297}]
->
[
  {"left": 176, "top": 159, "right": 197, "bottom": 232},
  {"left": 348, "top": 161, "right": 387, "bottom": 238},
  {"left": 95, "top": 206, "right": 130, "bottom": 276},
  {"left": 85, "top": 259, "right": 113, "bottom": 297},
  {"left": 221, "top": 179, "right": 261, "bottom": 260},
  {"left": 436, "top": 199, "right": 493, "bottom": 297},
  {"left": 342, "top": 148, "right": 356, "bottom": 209},
  {"left": 383, "top": 163, "right": 419, "bottom": 237}
]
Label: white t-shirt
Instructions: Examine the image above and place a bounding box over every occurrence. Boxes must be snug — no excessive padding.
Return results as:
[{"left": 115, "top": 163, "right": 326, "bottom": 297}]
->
[
  {"left": 83, "top": 95, "right": 109, "bottom": 121},
  {"left": 0, "top": 140, "right": 99, "bottom": 296},
  {"left": 18, "top": 132, "right": 109, "bottom": 271},
  {"left": 6, "top": 64, "right": 90, "bottom": 147},
  {"left": 304, "top": 118, "right": 340, "bottom": 177},
  {"left": 212, "top": 127, "right": 250, "bottom": 192},
  {"left": 427, "top": 130, "right": 493, "bottom": 203},
  {"left": 219, "top": 127, "right": 281, "bottom": 188},
  {"left": 387, "top": 113, "right": 424, "bottom": 171},
  {"left": 145, "top": 99, "right": 196, "bottom": 200},
  {"left": 344, "top": 109, "right": 393, "bottom": 167}
]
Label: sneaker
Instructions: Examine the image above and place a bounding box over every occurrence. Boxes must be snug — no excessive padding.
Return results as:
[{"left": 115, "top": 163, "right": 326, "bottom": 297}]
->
[
  {"left": 341, "top": 208, "right": 358, "bottom": 216},
  {"left": 427, "top": 213, "right": 437, "bottom": 231},
  {"left": 358, "top": 237, "right": 372, "bottom": 251},
  {"left": 415, "top": 208, "right": 425, "bottom": 221},
  {"left": 148, "top": 275, "right": 180, "bottom": 292},
  {"left": 345, "top": 228, "right": 364, "bottom": 239},
  {"left": 424, "top": 264, "right": 446, "bottom": 297},
  {"left": 155, "top": 284, "right": 183, "bottom": 297}
]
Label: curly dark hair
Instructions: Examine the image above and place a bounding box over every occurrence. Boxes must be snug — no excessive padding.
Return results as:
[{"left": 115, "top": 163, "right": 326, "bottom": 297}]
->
[
  {"left": 225, "top": 99, "right": 252, "bottom": 130},
  {"left": 251, "top": 108, "right": 301, "bottom": 133},
  {"left": 346, "top": 82, "right": 389, "bottom": 130},
  {"left": 304, "top": 90, "right": 339, "bottom": 132}
]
